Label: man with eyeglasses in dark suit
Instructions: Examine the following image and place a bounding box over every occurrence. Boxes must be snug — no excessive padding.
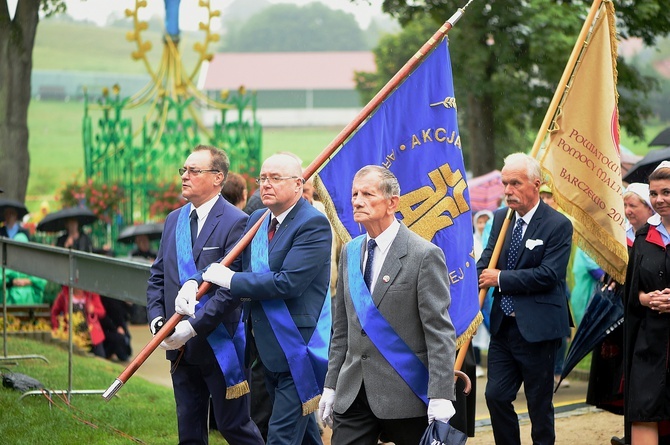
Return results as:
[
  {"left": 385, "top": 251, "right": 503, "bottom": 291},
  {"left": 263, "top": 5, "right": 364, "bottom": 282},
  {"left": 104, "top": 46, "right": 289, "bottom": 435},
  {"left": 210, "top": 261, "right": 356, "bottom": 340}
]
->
[{"left": 146, "top": 145, "right": 263, "bottom": 445}]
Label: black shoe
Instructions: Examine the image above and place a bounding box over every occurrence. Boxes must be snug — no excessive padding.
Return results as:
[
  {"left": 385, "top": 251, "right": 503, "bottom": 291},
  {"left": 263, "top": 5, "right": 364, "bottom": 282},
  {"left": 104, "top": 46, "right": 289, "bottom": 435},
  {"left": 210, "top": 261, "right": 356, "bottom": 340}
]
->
[{"left": 611, "top": 436, "right": 626, "bottom": 445}]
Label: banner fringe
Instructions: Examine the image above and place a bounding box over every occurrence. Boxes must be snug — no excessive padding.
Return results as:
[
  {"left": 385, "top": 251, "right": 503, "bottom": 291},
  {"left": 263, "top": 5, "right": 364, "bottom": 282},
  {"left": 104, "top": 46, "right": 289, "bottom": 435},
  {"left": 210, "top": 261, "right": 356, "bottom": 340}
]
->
[
  {"left": 226, "top": 380, "right": 250, "bottom": 399},
  {"left": 456, "top": 311, "right": 483, "bottom": 350},
  {"left": 302, "top": 394, "right": 321, "bottom": 416}
]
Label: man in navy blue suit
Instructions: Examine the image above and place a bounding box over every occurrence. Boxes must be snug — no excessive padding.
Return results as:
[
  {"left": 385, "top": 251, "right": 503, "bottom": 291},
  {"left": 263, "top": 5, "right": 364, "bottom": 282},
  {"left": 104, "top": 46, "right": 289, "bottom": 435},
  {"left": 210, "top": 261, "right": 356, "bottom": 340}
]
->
[
  {"left": 180, "top": 153, "right": 333, "bottom": 445},
  {"left": 477, "top": 153, "right": 572, "bottom": 445},
  {"left": 146, "top": 145, "right": 264, "bottom": 445}
]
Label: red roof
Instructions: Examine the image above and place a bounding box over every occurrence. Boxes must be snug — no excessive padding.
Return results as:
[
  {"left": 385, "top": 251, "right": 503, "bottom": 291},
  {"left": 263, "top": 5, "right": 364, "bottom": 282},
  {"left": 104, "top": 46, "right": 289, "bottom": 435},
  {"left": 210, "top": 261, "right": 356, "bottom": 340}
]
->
[{"left": 202, "top": 52, "right": 376, "bottom": 91}]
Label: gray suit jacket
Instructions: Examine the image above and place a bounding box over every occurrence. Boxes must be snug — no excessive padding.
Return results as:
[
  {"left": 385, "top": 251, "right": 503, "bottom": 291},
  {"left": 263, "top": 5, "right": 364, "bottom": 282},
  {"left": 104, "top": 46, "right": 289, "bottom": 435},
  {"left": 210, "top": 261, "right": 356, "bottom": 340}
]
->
[{"left": 324, "top": 223, "right": 456, "bottom": 419}]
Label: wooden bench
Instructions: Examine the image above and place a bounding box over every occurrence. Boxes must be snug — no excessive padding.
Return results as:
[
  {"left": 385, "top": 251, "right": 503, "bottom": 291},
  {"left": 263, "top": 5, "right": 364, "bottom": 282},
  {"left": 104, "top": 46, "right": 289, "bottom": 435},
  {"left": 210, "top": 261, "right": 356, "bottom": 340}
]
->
[{"left": 1, "top": 304, "right": 51, "bottom": 322}]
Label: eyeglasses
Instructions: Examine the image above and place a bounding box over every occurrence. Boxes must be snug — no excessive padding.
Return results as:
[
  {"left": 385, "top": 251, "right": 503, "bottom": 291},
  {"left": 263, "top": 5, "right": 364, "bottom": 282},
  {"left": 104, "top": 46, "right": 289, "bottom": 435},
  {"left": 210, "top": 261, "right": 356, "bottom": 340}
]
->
[
  {"left": 179, "top": 167, "right": 221, "bottom": 176},
  {"left": 255, "top": 176, "right": 301, "bottom": 185}
]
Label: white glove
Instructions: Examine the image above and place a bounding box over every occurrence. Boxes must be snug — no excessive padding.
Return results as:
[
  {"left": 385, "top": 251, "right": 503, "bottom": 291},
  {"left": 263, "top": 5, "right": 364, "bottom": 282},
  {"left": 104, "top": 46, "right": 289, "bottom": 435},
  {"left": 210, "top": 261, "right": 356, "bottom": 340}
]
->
[
  {"left": 202, "top": 263, "right": 235, "bottom": 289},
  {"left": 427, "top": 398, "right": 455, "bottom": 424},
  {"left": 175, "top": 280, "right": 199, "bottom": 317},
  {"left": 318, "top": 387, "right": 335, "bottom": 428},
  {"left": 149, "top": 316, "right": 167, "bottom": 335},
  {"left": 159, "top": 320, "right": 196, "bottom": 350}
]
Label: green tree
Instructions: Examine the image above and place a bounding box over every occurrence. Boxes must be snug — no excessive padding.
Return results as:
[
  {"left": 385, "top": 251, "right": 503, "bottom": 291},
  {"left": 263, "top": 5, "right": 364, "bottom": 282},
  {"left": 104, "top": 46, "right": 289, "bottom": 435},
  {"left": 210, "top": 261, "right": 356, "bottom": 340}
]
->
[
  {"left": 222, "top": 2, "right": 367, "bottom": 52},
  {"left": 0, "top": 0, "right": 65, "bottom": 201},
  {"left": 359, "top": 0, "right": 669, "bottom": 175}
]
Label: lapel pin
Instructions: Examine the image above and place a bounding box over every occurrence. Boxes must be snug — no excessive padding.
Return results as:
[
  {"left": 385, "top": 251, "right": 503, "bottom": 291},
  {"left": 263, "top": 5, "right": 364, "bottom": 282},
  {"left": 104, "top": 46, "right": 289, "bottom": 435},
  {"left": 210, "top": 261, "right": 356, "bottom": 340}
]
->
[{"left": 383, "top": 275, "right": 390, "bottom": 283}]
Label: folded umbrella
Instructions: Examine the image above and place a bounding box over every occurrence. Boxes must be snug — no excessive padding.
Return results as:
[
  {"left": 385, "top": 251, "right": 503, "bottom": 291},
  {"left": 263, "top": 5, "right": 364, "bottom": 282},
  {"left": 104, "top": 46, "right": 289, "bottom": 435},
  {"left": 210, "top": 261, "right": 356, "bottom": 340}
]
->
[
  {"left": 557, "top": 284, "right": 624, "bottom": 390},
  {"left": 0, "top": 198, "right": 29, "bottom": 223},
  {"left": 117, "top": 222, "right": 164, "bottom": 244},
  {"left": 419, "top": 419, "right": 467, "bottom": 445},
  {"left": 36, "top": 206, "right": 98, "bottom": 233}
]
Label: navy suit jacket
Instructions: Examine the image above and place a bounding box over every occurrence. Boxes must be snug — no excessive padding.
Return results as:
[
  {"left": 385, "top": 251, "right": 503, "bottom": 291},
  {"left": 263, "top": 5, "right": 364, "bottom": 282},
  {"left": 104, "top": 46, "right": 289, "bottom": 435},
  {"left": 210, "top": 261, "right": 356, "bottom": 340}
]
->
[
  {"left": 146, "top": 196, "right": 248, "bottom": 364},
  {"left": 477, "top": 200, "right": 572, "bottom": 343},
  {"left": 231, "top": 198, "right": 332, "bottom": 373}
]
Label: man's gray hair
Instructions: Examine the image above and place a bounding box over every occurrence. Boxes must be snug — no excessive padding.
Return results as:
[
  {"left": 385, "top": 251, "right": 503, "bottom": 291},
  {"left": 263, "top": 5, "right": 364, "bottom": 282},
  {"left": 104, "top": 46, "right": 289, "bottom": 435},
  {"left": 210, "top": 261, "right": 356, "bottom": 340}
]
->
[
  {"left": 354, "top": 165, "right": 400, "bottom": 198},
  {"left": 503, "top": 153, "right": 541, "bottom": 181}
]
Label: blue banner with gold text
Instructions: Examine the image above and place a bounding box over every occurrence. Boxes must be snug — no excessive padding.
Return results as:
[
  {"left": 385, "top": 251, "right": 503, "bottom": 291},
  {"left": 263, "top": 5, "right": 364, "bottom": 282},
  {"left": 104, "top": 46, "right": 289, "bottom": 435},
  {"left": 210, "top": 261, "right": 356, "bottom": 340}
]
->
[{"left": 317, "top": 38, "right": 480, "bottom": 345}]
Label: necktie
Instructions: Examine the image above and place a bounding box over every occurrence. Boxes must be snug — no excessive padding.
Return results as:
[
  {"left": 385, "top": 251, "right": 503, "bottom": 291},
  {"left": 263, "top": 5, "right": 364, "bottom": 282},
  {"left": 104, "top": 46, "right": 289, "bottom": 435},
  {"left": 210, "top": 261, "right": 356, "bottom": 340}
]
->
[
  {"left": 501, "top": 218, "right": 524, "bottom": 316},
  {"left": 190, "top": 209, "right": 198, "bottom": 247},
  {"left": 363, "top": 238, "right": 377, "bottom": 290},
  {"left": 268, "top": 218, "right": 278, "bottom": 242}
]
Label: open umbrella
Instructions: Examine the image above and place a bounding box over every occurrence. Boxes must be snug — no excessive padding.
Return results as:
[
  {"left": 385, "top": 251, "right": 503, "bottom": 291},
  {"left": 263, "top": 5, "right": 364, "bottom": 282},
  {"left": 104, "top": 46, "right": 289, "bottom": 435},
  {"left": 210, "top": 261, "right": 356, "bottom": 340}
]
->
[
  {"left": 36, "top": 206, "right": 98, "bottom": 233},
  {"left": 622, "top": 146, "right": 670, "bottom": 184},
  {"left": 468, "top": 170, "right": 504, "bottom": 212},
  {"left": 117, "top": 222, "right": 164, "bottom": 244},
  {"left": 557, "top": 285, "right": 624, "bottom": 390},
  {"left": 0, "top": 199, "right": 29, "bottom": 223},
  {"left": 649, "top": 126, "right": 670, "bottom": 147}
]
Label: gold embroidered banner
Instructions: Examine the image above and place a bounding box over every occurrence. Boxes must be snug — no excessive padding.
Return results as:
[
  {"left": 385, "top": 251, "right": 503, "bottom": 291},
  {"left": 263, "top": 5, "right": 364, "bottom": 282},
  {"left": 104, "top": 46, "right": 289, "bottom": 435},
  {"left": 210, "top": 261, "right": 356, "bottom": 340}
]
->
[{"left": 538, "top": 0, "right": 628, "bottom": 283}]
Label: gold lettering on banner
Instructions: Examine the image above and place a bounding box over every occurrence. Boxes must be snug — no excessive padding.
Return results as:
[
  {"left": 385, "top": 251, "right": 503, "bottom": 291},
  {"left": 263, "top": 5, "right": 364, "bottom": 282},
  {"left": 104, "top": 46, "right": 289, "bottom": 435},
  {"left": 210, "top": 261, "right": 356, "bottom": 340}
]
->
[
  {"left": 397, "top": 163, "right": 470, "bottom": 241},
  {"left": 381, "top": 150, "right": 396, "bottom": 169},
  {"left": 449, "top": 267, "right": 465, "bottom": 285}
]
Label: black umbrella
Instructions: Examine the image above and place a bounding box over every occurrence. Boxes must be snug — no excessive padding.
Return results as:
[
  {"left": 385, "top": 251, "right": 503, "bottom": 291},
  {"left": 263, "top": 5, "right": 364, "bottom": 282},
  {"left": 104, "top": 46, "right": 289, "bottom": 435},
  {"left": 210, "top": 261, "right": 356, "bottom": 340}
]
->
[
  {"left": 36, "top": 206, "right": 98, "bottom": 233},
  {"left": 649, "top": 127, "right": 670, "bottom": 147},
  {"left": 117, "top": 222, "right": 164, "bottom": 244},
  {"left": 0, "top": 199, "right": 29, "bottom": 223},
  {"left": 622, "top": 146, "right": 670, "bottom": 184},
  {"left": 557, "top": 285, "right": 624, "bottom": 390}
]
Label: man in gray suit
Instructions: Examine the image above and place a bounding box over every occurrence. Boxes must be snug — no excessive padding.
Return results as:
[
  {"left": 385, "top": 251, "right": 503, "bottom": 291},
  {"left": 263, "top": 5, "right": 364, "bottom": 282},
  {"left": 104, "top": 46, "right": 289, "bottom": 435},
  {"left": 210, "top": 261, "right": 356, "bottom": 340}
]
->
[{"left": 318, "top": 165, "right": 457, "bottom": 445}]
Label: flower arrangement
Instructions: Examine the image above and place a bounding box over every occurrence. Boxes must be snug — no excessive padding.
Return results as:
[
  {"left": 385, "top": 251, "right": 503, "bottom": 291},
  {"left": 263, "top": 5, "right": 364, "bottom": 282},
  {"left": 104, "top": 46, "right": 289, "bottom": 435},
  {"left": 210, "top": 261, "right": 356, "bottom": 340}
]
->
[
  {"left": 59, "top": 178, "right": 125, "bottom": 224},
  {"left": 148, "top": 181, "right": 184, "bottom": 220}
]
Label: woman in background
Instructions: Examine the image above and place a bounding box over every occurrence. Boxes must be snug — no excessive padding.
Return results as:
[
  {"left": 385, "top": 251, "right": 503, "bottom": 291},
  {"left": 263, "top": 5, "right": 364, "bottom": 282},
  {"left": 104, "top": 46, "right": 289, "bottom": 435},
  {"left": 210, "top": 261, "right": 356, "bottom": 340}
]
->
[{"left": 51, "top": 286, "right": 106, "bottom": 357}]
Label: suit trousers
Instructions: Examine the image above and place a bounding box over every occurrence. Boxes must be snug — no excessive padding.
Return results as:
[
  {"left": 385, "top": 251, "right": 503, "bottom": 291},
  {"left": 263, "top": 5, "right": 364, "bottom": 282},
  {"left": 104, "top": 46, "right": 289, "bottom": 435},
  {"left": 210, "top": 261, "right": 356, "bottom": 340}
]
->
[
  {"left": 331, "top": 383, "right": 428, "bottom": 445},
  {"left": 485, "top": 316, "right": 559, "bottom": 445},
  {"left": 263, "top": 368, "right": 322, "bottom": 445},
  {"left": 171, "top": 359, "right": 264, "bottom": 445}
]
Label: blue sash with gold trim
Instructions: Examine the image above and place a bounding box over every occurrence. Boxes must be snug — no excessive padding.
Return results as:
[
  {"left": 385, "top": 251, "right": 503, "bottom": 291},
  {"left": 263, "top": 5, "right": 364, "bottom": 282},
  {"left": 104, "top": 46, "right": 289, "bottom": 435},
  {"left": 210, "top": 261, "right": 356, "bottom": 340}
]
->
[
  {"left": 250, "top": 213, "right": 331, "bottom": 415},
  {"left": 347, "top": 235, "right": 429, "bottom": 405},
  {"left": 176, "top": 205, "right": 249, "bottom": 398}
]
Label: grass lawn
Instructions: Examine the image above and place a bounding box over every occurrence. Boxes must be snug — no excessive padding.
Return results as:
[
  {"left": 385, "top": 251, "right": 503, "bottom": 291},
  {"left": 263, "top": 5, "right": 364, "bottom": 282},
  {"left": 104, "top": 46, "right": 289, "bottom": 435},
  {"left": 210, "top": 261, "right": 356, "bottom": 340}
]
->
[
  {"left": 34, "top": 20, "right": 201, "bottom": 75},
  {"left": 0, "top": 335, "right": 227, "bottom": 444}
]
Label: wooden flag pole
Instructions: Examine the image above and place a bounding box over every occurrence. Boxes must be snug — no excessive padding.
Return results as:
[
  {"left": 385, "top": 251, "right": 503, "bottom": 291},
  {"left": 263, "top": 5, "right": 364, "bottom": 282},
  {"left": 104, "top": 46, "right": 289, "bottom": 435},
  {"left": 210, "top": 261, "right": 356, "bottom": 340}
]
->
[
  {"left": 530, "top": 0, "right": 604, "bottom": 159},
  {"left": 103, "top": 0, "right": 477, "bottom": 401},
  {"left": 453, "top": 208, "right": 514, "bottom": 373}
]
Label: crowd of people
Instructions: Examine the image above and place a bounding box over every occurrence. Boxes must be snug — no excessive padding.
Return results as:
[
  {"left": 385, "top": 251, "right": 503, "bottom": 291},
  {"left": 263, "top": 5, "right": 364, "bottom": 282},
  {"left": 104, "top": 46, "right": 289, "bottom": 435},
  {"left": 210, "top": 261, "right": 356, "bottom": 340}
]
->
[{"left": 2, "top": 145, "right": 670, "bottom": 445}]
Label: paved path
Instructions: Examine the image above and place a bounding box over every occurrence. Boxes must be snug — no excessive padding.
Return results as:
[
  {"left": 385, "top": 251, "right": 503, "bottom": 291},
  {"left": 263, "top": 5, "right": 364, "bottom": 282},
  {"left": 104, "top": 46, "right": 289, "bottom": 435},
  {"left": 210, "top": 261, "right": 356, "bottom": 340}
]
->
[
  {"left": 128, "top": 324, "right": 172, "bottom": 389},
  {"left": 129, "top": 324, "right": 617, "bottom": 443}
]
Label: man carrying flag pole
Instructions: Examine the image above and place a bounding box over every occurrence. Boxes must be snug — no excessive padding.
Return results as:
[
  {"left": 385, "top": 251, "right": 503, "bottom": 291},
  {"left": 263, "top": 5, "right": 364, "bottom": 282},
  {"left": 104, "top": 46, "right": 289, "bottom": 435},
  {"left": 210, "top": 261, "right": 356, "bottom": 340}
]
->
[
  {"left": 527, "top": 1, "right": 629, "bottom": 443},
  {"left": 316, "top": 14, "right": 479, "bottom": 443}
]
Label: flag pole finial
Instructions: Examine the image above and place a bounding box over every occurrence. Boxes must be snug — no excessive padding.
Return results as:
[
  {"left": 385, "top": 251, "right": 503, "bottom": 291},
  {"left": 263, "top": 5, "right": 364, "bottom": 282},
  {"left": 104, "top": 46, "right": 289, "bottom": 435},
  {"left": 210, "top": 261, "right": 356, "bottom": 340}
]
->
[{"left": 449, "top": 0, "right": 476, "bottom": 26}]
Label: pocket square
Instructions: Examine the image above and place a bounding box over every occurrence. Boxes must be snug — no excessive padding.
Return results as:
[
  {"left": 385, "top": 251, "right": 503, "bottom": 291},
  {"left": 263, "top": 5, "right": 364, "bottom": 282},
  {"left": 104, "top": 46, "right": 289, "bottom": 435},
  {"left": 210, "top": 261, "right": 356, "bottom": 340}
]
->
[
  {"left": 202, "top": 246, "right": 219, "bottom": 251},
  {"left": 525, "top": 239, "right": 543, "bottom": 250}
]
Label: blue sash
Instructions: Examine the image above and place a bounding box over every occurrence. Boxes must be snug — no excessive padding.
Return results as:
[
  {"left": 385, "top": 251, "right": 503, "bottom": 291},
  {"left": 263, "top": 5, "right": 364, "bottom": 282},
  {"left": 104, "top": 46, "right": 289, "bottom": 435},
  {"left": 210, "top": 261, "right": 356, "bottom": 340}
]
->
[
  {"left": 346, "top": 235, "right": 429, "bottom": 405},
  {"left": 250, "top": 213, "right": 331, "bottom": 415},
  {"left": 176, "top": 205, "right": 249, "bottom": 398}
]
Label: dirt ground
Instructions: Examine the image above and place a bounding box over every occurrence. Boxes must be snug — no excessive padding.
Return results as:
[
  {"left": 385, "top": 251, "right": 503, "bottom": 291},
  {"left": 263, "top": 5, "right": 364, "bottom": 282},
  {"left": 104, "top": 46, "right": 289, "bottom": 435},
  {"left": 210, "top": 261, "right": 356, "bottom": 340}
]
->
[
  {"left": 318, "top": 407, "right": 624, "bottom": 445},
  {"left": 466, "top": 407, "right": 624, "bottom": 445}
]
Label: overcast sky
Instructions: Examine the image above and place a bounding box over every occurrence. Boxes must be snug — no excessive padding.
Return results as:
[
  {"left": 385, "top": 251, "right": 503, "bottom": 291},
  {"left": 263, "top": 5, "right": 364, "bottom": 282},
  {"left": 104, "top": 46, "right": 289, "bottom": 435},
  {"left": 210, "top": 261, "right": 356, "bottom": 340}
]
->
[{"left": 7, "top": 0, "right": 387, "bottom": 30}]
